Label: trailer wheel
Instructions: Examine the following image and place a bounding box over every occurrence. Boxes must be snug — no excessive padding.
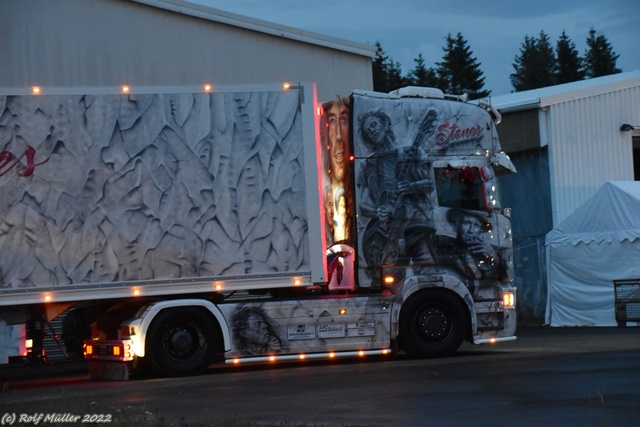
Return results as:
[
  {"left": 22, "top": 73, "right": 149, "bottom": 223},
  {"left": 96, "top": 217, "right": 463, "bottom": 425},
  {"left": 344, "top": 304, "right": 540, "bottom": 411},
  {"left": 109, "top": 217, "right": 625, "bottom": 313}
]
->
[
  {"left": 400, "top": 290, "right": 467, "bottom": 358},
  {"left": 146, "top": 308, "right": 218, "bottom": 377}
]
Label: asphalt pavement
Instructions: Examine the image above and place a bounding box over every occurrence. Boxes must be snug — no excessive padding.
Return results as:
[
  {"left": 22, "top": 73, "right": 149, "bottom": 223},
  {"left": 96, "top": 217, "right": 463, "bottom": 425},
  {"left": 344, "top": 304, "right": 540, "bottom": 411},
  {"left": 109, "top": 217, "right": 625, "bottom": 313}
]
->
[
  {"left": 1, "top": 325, "right": 639, "bottom": 426},
  {"left": 1, "top": 325, "right": 637, "bottom": 381}
]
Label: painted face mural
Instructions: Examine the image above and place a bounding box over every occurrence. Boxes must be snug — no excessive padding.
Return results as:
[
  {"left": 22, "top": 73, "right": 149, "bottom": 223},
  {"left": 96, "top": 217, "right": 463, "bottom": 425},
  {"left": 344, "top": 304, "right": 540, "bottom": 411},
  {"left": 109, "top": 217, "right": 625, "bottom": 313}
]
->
[
  {"left": 230, "top": 306, "right": 288, "bottom": 356},
  {"left": 320, "top": 97, "right": 353, "bottom": 247},
  {"left": 223, "top": 297, "right": 393, "bottom": 358}
]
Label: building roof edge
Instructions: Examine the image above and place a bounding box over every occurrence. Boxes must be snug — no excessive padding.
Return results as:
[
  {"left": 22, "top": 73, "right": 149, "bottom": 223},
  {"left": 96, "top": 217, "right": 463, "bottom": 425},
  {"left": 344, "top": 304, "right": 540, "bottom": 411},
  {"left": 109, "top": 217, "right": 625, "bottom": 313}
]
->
[{"left": 131, "top": 0, "right": 379, "bottom": 58}]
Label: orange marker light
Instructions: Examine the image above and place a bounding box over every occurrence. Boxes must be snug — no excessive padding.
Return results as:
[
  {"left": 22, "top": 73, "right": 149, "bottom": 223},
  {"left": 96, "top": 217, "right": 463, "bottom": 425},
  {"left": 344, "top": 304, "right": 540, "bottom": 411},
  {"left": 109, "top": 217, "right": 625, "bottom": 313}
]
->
[
  {"left": 121, "top": 86, "right": 130, "bottom": 93},
  {"left": 203, "top": 84, "right": 212, "bottom": 92},
  {"left": 84, "top": 344, "right": 93, "bottom": 356},
  {"left": 31, "top": 86, "right": 41, "bottom": 94},
  {"left": 503, "top": 291, "right": 515, "bottom": 308},
  {"left": 282, "top": 82, "right": 291, "bottom": 90}
]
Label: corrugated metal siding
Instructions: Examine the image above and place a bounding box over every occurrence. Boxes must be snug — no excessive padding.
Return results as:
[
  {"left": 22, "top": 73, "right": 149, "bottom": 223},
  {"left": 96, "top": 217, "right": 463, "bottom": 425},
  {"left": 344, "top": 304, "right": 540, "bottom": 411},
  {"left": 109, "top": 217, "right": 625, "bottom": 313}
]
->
[
  {"left": 0, "top": 0, "right": 373, "bottom": 101},
  {"left": 497, "top": 148, "right": 552, "bottom": 320},
  {"left": 497, "top": 109, "right": 540, "bottom": 152},
  {"left": 548, "top": 85, "right": 640, "bottom": 225}
]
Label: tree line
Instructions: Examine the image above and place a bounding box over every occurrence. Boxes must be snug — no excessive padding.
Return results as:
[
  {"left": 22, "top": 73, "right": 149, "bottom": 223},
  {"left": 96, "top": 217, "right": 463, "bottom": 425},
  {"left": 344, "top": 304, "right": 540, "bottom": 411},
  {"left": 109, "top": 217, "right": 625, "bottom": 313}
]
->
[{"left": 373, "top": 28, "right": 621, "bottom": 99}]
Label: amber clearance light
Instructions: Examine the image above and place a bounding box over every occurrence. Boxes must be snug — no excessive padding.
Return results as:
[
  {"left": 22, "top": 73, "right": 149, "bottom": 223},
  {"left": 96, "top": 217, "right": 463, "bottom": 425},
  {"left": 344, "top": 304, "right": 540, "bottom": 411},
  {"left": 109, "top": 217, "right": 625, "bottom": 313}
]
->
[{"left": 503, "top": 291, "right": 515, "bottom": 308}]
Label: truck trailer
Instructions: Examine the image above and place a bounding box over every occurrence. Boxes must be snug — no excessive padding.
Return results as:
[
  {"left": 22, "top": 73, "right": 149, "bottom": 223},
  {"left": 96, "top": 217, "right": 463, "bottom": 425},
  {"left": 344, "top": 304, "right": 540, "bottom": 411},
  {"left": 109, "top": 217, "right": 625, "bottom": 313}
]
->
[{"left": 0, "top": 83, "right": 517, "bottom": 378}]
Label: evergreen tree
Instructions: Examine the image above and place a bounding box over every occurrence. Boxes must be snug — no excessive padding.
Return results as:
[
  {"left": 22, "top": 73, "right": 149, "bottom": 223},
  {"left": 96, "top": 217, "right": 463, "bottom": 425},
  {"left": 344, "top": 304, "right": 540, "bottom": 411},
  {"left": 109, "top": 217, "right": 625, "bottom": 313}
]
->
[
  {"left": 436, "top": 33, "right": 489, "bottom": 99},
  {"left": 554, "top": 31, "right": 585, "bottom": 84},
  {"left": 511, "top": 31, "right": 556, "bottom": 91},
  {"left": 372, "top": 41, "right": 406, "bottom": 93},
  {"left": 584, "top": 28, "right": 621, "bottom": 78},
  {"left": 405, "top": 54, "right": 439, "bottom": 87},
  {"left": 387, "top": 60, "right": 405, "bottom": 91},
  {"left": 372, "top": 41, "right": 389, "bottom": 92}
]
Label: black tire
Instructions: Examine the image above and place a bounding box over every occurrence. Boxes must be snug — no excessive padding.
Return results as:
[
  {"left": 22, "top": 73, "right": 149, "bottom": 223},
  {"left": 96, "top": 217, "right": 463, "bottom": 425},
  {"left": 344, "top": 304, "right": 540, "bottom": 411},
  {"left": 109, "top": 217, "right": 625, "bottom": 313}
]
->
[
  {"left": 145, "top": 307, "right": 218, "bottom": 377},
  {"left": 399, "top": 290, "right": 468, "bottom": 358}
]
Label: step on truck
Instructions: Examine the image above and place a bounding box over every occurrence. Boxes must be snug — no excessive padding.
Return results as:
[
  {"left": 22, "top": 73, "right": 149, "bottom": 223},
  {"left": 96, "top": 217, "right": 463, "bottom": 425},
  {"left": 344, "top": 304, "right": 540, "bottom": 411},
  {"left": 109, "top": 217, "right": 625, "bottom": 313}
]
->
[{"left": 0, "top": 83, "right": 517, "bottom": 378}]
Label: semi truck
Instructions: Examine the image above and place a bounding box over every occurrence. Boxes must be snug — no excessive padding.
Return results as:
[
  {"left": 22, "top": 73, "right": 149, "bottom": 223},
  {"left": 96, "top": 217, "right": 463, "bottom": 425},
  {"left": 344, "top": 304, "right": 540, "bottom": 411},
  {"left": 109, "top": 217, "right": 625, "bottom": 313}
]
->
[{"left": 0, "top": 82, "right": 517, "bottom": 378}]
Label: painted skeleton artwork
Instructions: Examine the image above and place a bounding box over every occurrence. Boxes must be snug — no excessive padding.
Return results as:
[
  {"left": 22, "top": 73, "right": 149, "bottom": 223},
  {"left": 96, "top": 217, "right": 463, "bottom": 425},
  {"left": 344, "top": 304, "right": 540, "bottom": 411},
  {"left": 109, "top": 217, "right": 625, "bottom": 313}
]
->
[{"left": 0, "top": 91, "right": 309, "bottom": 288}]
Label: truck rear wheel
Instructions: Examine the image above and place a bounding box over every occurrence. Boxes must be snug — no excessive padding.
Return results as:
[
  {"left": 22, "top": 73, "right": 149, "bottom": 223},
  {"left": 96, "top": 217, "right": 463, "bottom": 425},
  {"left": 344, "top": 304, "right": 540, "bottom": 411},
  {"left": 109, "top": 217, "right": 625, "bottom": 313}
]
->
[
  {"left": 145, "top": 308, "right": 218, "bottom": 377},
  {"left": 400, "top": 290, "right": 467, "bottom": 357}
]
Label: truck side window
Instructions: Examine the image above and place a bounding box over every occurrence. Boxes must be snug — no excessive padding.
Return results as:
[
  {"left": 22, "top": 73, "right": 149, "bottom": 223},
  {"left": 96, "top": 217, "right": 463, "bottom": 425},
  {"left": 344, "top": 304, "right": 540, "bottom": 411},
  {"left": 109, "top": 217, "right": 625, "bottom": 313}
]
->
[{"left": 434, "top": 167, "right": 483, "bottom": 210}]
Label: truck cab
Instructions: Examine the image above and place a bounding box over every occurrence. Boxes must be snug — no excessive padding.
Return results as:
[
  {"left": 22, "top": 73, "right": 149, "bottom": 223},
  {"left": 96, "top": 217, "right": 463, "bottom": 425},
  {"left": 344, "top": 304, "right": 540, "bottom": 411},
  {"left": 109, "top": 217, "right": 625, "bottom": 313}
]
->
[{"left": 318, "top": 86, "right": 517, "bottom": 358}]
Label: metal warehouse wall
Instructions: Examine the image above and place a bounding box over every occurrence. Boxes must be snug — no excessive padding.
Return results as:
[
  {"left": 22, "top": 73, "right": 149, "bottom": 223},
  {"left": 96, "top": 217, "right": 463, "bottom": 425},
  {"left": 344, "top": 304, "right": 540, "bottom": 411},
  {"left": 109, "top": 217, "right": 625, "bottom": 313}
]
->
[
  {"left": 0, "top": 0, "right": 374, "bottom": 101},
  {"left": 498, "top": 148, "right": 553, "bottom": 320},
  {"left": 547, "top": 85, "right": 640, "bottom": 225}
]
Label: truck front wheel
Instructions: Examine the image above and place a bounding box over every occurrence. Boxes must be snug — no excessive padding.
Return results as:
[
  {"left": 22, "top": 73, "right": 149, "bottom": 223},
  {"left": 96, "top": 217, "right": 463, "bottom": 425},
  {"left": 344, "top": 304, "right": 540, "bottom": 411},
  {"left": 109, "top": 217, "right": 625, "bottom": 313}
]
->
[
  {"left": 145, "top": 308, "right": 218, "bottom": 377},
  {"left": 400, "top": 290, "right": 468, "bottom": 357}
]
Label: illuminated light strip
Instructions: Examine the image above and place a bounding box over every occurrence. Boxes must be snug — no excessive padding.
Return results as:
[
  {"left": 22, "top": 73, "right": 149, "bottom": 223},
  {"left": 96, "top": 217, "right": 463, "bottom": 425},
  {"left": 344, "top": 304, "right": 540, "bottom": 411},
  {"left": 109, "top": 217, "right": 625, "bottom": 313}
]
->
[
  {"left": 473, "top": 336, "right": 517, "bottom": 345},
  {"left": 225, "top": 349, "right": 392, "bottom": 365}
]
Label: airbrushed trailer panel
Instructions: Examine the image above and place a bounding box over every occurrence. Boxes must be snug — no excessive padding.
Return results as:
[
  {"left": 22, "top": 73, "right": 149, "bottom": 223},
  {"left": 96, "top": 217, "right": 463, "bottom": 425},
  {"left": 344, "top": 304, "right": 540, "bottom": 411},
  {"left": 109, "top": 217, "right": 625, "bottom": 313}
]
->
[{"left": 0, "top": 84, "right": 325, "bottom": 304}]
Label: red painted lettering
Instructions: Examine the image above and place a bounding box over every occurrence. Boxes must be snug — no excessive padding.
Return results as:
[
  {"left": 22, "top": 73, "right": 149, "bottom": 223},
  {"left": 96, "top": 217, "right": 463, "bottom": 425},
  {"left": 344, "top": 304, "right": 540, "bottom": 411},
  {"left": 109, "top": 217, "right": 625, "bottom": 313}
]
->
[
  {"left": 435, "top": 121, "right": 483, "bottom": 147},
  {"left": 0, "top": 146, "right": 50, "bottom": 177}
]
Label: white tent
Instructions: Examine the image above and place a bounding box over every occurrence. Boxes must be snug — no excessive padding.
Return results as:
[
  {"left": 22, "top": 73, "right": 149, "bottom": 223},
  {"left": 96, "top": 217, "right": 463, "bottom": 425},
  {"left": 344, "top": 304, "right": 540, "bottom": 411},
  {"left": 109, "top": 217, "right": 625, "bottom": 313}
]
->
[{"left": 545, "top": 181, "right": 640, "bottom": 326}]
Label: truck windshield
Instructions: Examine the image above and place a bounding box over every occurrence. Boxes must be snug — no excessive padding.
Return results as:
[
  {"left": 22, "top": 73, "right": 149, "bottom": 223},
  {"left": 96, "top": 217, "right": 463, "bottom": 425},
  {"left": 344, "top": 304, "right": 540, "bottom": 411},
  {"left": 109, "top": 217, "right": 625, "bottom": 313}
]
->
[{"left": 434, "top": 166, "right": 495, "bottom": 212}]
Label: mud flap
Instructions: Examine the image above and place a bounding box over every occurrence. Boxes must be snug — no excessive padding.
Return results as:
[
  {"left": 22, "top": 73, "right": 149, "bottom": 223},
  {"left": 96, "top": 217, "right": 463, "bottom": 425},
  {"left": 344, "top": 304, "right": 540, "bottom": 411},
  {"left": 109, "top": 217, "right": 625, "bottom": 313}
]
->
[{"left": 88, "top": 360, "right": 129, "bottom": 381}]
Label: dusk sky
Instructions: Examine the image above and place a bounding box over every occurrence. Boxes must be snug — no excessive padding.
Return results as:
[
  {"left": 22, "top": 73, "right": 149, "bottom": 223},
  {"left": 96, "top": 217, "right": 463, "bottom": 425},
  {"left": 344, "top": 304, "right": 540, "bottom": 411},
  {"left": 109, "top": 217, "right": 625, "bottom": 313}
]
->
[{"left": 189, "top": 0, "right": 640, "bottom": 95}]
